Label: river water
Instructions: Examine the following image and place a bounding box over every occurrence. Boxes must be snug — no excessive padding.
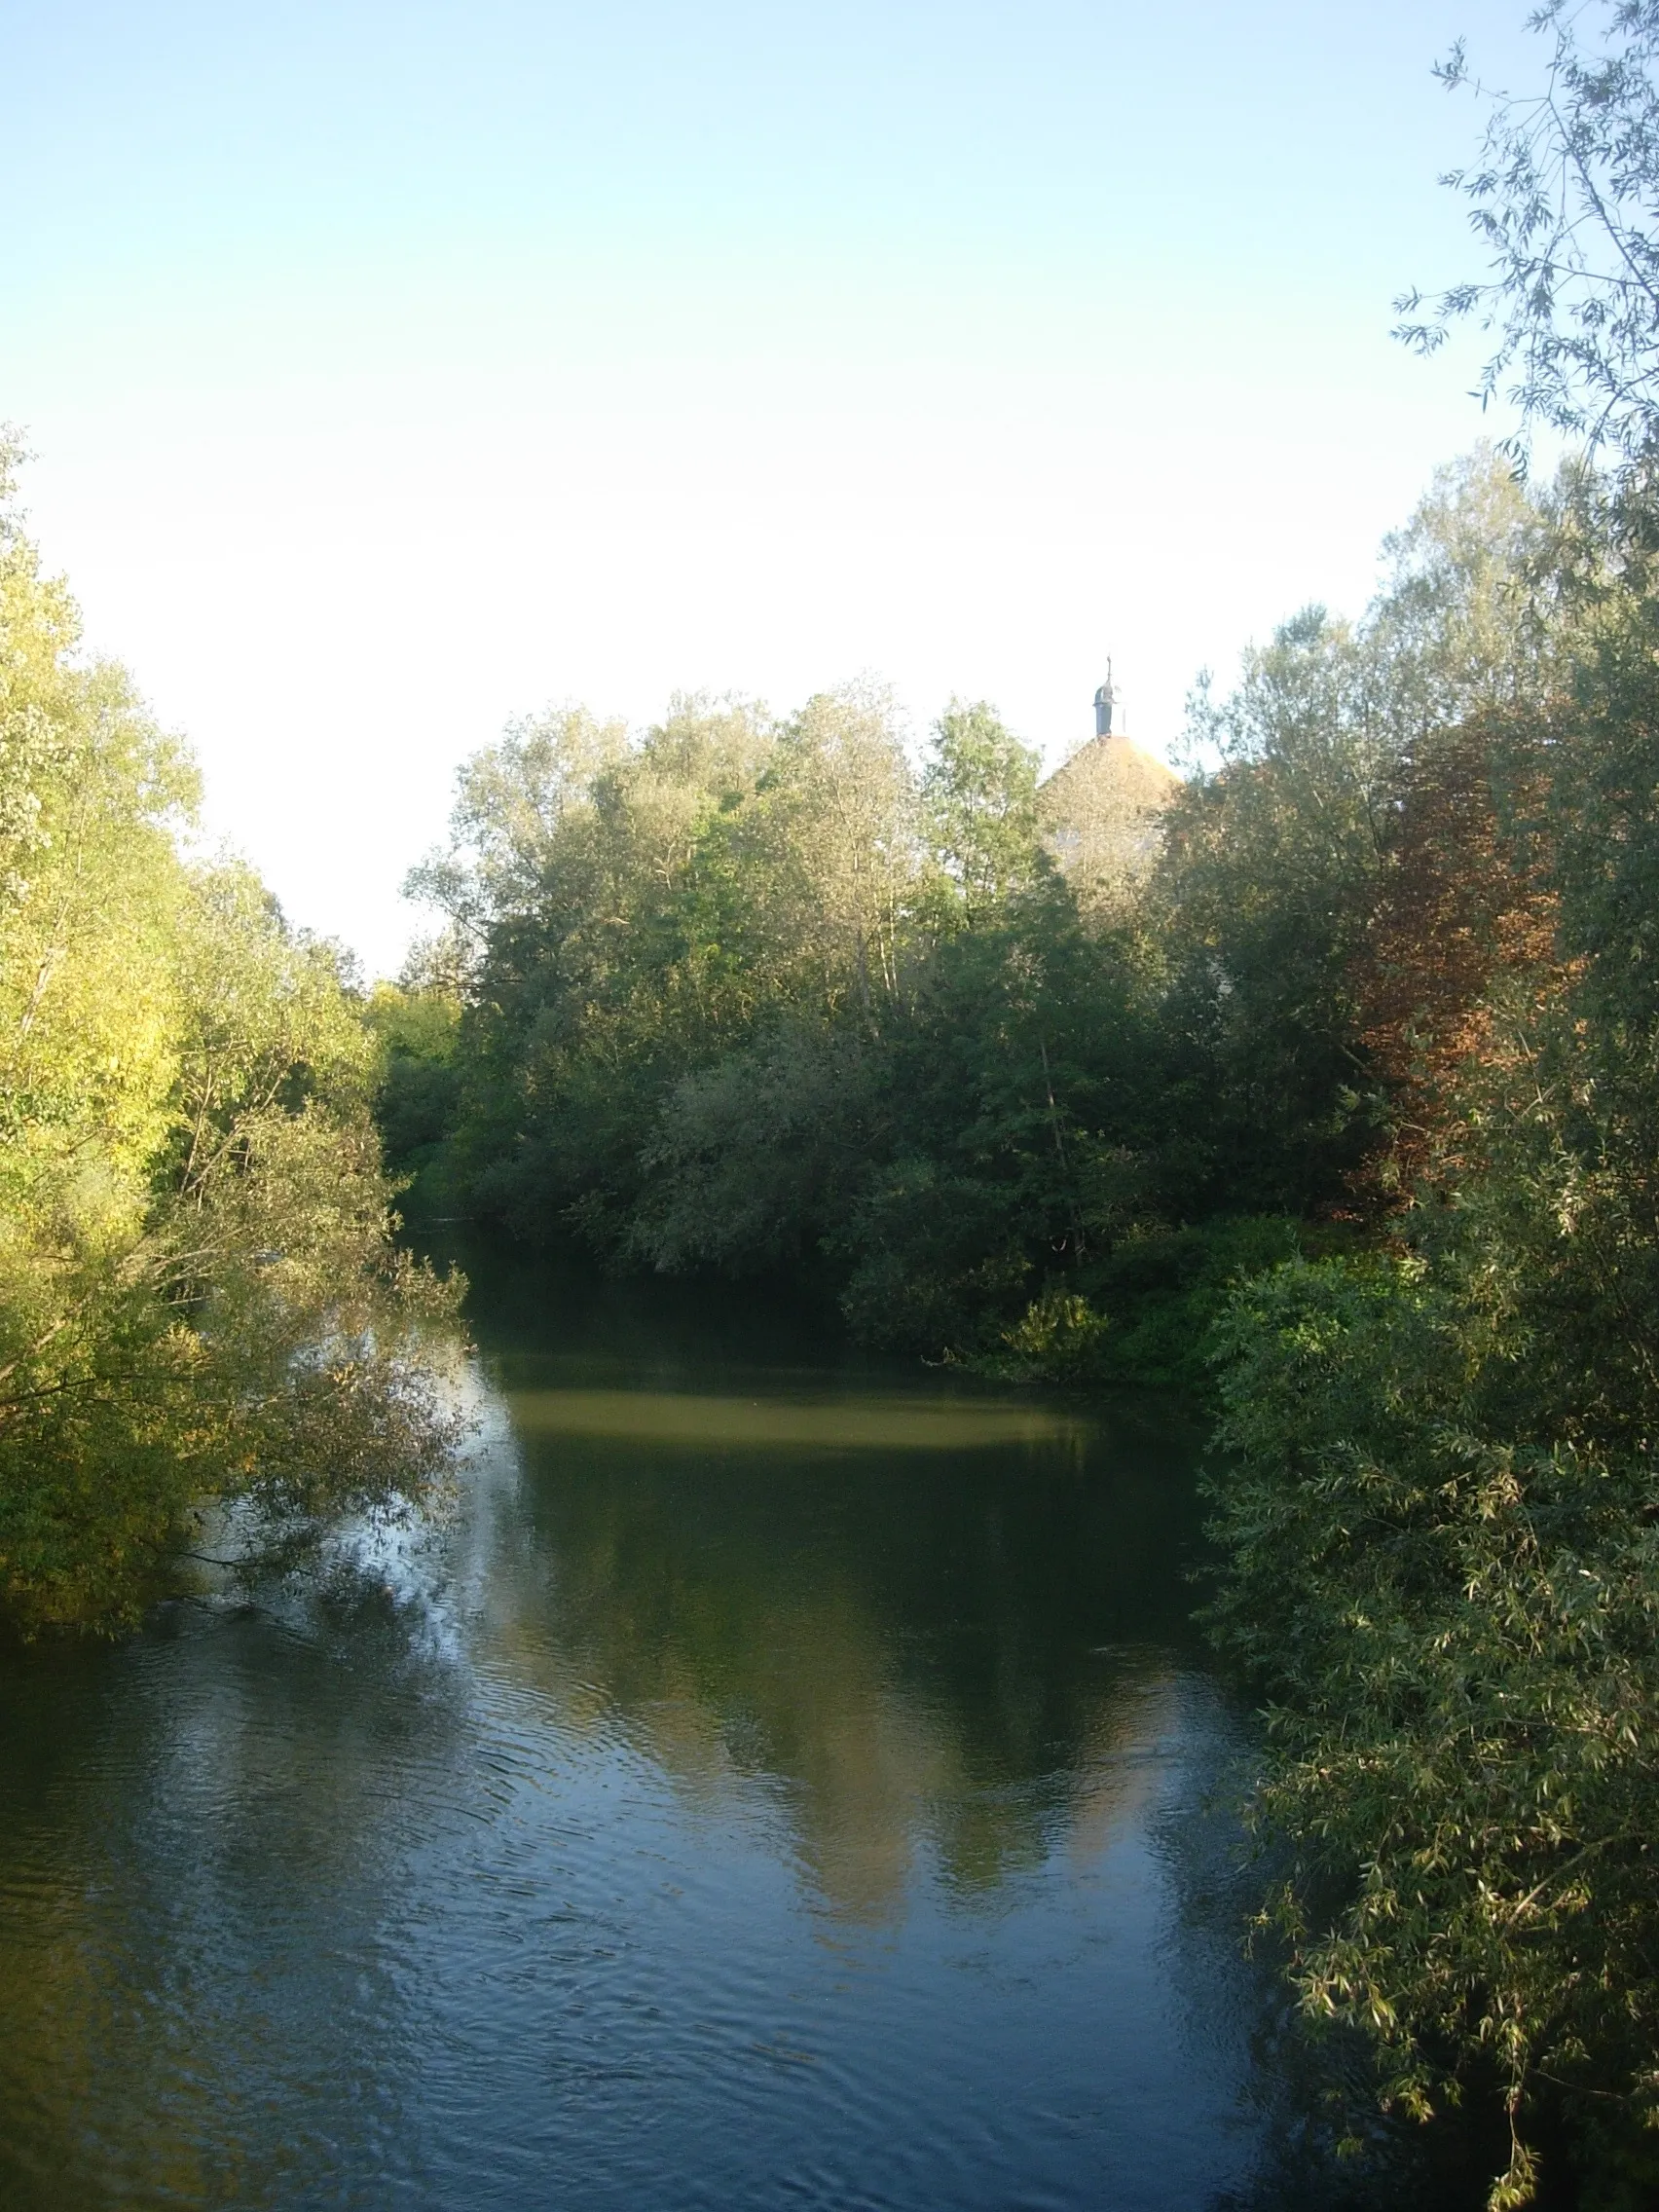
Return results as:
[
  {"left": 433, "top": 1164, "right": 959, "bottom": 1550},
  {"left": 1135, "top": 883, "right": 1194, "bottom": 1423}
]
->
[{"left": 0, "top": 1256, "right": 1461, "bottom": 2209}]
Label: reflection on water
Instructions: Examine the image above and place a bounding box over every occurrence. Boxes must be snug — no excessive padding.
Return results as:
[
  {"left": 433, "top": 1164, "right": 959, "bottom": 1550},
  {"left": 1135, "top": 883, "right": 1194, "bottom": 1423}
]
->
[
  {"left": 508, "top": 1386, "right": 1091, "bottom": 1452},
  {"left": 0, "top": 1250, "right": 1405, "bottom": 2209}
]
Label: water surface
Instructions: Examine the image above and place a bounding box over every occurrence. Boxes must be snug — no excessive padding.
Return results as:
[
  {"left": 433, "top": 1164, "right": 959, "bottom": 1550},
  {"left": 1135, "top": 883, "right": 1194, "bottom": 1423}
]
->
[{"left": 0, "top": 1257, "right": 1312, "bottom": 2209}]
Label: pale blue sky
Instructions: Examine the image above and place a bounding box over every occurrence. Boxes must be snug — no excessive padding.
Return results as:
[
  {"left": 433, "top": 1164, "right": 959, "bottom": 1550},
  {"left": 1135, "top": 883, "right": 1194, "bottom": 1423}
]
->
[{"left": 5, "top": 0, "right": 1546, "bottom": 972}]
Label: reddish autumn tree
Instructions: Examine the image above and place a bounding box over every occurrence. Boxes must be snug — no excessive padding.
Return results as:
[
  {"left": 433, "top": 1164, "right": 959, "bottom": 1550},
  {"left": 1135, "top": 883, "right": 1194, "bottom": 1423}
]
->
[{"left": 1354, "top": 718, "right": 1559, "bottom": 1202}]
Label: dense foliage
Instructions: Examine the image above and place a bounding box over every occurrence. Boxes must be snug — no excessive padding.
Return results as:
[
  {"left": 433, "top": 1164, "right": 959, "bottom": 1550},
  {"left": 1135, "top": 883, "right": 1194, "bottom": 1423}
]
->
[
  {"left": 389, "top": 435, "right": 1659, "bottom": 2200},
  {"left": 1199, "top": 4, "right": 1659, "bottom": 2196},
  {"left": 389, "top": 456, "right": 1551, "bottom": 1387},
  {"left": 385, "top": 25, "right": 1659, "bottom": 2187},
  {"left": 15, "top": 2, "right": 1659, "bottom": 2199},
  {"left": 1202, "top": 536, "right": 1659, "bottom": 2206},
  {"left": 0, "top": 440, "right": 460, "bottom": 1636}
]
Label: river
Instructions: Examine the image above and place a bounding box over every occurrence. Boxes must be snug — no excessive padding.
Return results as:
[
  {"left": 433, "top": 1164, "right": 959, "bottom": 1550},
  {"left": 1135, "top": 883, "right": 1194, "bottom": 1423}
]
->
[{"left": 0, "top": 1252, "right": 1475, "bottom": 2209}]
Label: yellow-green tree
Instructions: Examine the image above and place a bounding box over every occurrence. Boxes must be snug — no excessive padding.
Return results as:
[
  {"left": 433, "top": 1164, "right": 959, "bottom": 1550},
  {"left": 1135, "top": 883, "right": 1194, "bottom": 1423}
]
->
[{"left": 0, "top": 439, "right": 459, "bottom": 1634}]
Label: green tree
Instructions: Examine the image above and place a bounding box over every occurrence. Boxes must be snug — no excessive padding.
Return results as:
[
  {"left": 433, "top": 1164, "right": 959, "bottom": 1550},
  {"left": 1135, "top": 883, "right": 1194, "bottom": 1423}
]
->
[
  {"left": 920, "top": 698, "right": 1043, "bottom": 921},
  {"left": 1153, "top": 449, "right": 1562, "bottom": 1216},
  {"left": 1203, "top": 531, "right": 1659, "bottom": 2208},
  {"left": 0, "top": 452, "right": 459, "bottom": 1633}
]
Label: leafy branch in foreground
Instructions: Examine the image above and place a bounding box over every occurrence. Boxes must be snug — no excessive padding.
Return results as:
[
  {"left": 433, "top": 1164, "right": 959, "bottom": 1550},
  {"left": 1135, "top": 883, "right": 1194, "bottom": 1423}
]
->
[{"left": 1397, "top": 2, "right": 1659, "bottom": 459}]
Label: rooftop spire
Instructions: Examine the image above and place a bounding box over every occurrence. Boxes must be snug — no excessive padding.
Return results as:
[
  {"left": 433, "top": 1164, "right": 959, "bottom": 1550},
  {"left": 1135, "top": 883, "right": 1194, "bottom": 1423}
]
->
[{"left": 1093, "top": 660, "right": 1115, "bottom": 738}]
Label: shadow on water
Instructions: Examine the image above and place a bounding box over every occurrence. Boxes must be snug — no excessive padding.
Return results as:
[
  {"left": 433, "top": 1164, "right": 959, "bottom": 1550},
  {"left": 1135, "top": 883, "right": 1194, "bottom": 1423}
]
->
[{"left": 0, "top": 1236, "right": 1499, "bottom": 2210}]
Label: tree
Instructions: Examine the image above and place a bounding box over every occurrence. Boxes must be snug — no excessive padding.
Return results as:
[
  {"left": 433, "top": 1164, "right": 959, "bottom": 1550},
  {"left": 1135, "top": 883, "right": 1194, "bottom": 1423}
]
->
[
  {"left": 0, "top": 459, "right": 459, "bottom": 1634},
  {"left": 1203, "top": 525, "right": 1659, "bottom": 2210},
  {"left": 920, "top": 699, "right": 1043, "bottom": 921},
  {"left": 1151, "top": 450, "right": 1566, "bottom": 1218},
  {"left": 740, "top": 683, "right": 919, "bottom": 1020}
]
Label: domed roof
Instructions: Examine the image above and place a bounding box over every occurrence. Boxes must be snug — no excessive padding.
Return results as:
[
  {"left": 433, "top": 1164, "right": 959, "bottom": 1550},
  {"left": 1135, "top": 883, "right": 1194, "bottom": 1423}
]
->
[
  {"left": 1038, "top": 689, "right": 1179, "bottom": 913},
  {"left": 1044, "top": 730, "right": 1179, "bottom": 811}
]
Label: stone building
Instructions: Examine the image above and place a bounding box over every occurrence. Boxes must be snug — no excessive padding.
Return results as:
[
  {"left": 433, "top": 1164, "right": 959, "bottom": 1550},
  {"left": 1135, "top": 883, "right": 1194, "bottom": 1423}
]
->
[{"left": 1038, "top": 670, "right": 1179, "bottom": 914}]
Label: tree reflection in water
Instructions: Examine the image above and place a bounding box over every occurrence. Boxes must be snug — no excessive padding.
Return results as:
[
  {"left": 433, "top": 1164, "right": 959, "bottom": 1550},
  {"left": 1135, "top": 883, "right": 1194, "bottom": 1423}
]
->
[
  {"left": 0, "top": 1251, "right": 1494, "bottom": 2210},
  {"left": 483, "top": 1350, "right": 1200, "bottom": 1921}
]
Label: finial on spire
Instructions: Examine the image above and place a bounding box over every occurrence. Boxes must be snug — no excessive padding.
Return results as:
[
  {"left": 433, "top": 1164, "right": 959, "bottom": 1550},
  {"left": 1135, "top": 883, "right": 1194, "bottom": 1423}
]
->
[{"left": 1093, "top": 660, "right": 1115, "bottom": 738}]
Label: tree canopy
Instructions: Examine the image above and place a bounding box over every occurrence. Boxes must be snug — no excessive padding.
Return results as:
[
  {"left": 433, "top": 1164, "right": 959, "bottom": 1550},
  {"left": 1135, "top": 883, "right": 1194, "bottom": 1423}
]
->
[{"left": 0, "top": 439, "right": 460, "bottom": 1634}]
